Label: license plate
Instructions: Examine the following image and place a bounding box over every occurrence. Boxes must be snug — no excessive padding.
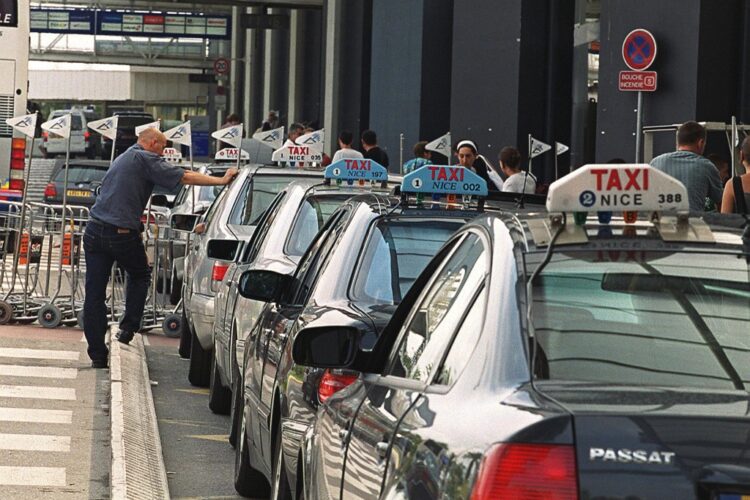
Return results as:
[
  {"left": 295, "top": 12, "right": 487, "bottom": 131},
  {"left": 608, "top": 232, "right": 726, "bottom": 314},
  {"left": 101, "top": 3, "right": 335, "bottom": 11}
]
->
[{"left": 67, "top": 190, "right": 91, "bottom": 198}]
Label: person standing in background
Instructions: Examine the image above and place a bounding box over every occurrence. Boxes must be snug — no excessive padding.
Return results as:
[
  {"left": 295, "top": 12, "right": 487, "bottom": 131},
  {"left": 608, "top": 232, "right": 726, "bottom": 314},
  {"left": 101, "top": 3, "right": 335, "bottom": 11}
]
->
[{"left": 332, "top": 131, "right": 364, "bottom": 163}]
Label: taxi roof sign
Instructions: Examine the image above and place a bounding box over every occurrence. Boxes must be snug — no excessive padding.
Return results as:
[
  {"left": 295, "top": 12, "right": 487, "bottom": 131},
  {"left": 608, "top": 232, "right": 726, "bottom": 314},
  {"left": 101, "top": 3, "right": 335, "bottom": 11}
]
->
[
  {"left": 162, "top": 147, "right": 182, "bottom": 162},
  {"left": 324, "top": 159, "right": 388, "bottom": 182},
  {"left": 272, "top": 144, "right": 323, "bottom": 165},
  {"left": 401, "top": 165, "right": 488, "bottom": 197},
  {"left": 546, "top": 165, "right": 689, "bottom": 213},
  {"left": 215, "top": 148, "right": 249, "bottom": 161}
]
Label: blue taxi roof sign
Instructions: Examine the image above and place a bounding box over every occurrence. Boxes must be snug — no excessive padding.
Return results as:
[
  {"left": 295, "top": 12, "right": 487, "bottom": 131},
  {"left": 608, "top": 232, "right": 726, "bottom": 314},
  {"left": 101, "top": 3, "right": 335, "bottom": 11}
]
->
[
  {"left": 324, "top": 158, "right": 388, "bottom": 182},
  {"left": 401, "top": 165, "right": 488, "bottom": 197},
  {"left": 546, "top": 164, "right": 689, "bottom": 213}
]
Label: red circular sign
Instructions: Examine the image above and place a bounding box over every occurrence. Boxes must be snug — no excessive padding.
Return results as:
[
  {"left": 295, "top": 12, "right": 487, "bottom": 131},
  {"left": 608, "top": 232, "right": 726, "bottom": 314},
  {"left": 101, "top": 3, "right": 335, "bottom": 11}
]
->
[
  {"left": 622, "top": 29, "right": 657, "bottom": 71},
  {"left": 213, "top": 58, "right": 230, "bottom": 76}
]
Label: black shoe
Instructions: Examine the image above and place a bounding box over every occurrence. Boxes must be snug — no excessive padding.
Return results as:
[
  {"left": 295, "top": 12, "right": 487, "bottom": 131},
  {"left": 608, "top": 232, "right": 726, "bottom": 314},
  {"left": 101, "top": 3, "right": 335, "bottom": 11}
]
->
[
  {"left": 116, "top": 330, "right": 135, "bottom": 345},
  {"left": 91, "top": 359, "right": 108, "bottom": 369}
]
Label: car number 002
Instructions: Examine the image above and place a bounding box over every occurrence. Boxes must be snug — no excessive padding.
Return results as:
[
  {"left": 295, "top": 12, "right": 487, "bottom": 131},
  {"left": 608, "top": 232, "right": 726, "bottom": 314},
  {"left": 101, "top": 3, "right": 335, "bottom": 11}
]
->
[{"left": 463, "top": 183, "right": 481, "bottom": 192}]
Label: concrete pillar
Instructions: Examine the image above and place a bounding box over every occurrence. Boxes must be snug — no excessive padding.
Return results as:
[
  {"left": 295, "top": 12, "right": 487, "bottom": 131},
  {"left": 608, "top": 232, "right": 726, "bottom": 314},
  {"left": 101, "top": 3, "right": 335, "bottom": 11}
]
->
[
  {"left": 287, "top": 10, "right": 303, "bottom": 125},
  {"left": 262, "top": 8, "right": 290, "bottom": 128},
  {"left": 369, "top": 0, "right": 453, "bottom": 171},
  {"left": 243, "top": 7, "right": 264, "bottom": 133},
  {"left": 596, "top": 0, "right": 746, "bottom": 163},
  {"left": 229, "top": 6, "right": 243, "bottom": 118}
]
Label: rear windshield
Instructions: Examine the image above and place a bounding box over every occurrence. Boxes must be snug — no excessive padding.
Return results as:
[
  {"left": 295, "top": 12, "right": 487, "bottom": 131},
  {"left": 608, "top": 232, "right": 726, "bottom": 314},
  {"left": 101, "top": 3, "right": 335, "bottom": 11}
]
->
[
  {"left": 53, "top": 166, "right": 107, "bottom": 183},
  {"left": 229, "top": 175, "right": 306, "bottom": 226},
  {"left": 285, "top": 195, "right": 352, "bottom": 257},
  {"left": 530, "top": 250, "right": 750, "bottom": 391},
  {"left": 51, "top": 113, "right": 83, "bottom": 131},
  {"left": 351, "top": 219, "right": 463, "bottom": 305}
]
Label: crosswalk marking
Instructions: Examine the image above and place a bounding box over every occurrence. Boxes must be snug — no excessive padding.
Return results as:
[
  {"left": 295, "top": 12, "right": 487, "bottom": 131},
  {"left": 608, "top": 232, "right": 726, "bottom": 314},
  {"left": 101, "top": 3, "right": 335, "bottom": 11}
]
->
[
  {"left": 0, "top": 364, "right": 78, "bottom": 379},
  {"left": 0, "top": 407, "right": 72, "bottom": 424},
  {"left": 0, "top": 433, "right": 71, "bottom": 452},
  {"left": 0, "top": 347, "right": 80, "bottom": 361},
  {"left": 0, "top": 384, "right": 76, "bottom": 400},
  {"left": 0, "top": 466, "right": 67, "bottom": 487}
]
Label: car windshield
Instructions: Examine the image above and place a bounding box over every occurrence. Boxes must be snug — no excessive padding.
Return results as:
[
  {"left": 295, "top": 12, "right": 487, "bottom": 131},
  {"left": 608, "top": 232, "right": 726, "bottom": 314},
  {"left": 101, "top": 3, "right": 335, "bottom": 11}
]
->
[
  {"left": 53, "top": 166, "right": 107, "bottom": 183},
  {"left": 229, "top": 175, "right": 303, "bottom": 226},
  {"left": 351, "top": 219, "right": 464, "bottom": 305},
  {"left": 529, "top": 250, "right": 750, "bottom": 391},
  {"left": 285, "top": 195, "right": 352, "bottom": 257}
]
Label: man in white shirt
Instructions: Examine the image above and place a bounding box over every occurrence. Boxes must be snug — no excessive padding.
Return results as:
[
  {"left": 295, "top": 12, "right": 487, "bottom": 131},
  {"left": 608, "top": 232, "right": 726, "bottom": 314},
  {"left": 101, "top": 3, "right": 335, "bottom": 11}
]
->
[
  {"left": 332, "top": 130, "right": 364, "bottom": 163},
  {"left": 499, "top": 146, "right": 537, "bottom": 193}
]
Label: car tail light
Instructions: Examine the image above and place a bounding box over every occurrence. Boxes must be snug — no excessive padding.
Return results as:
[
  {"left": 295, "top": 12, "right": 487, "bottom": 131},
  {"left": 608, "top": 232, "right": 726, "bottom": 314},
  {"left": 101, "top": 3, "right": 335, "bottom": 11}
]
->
[
  {"left": 42, "top": 131, "right": 49, "bottom": 141},
  {"left": 84, "top": 130, "right": 91, "bottom": 141},
  {"left": 44, "top": 183, "right": 57, "bottom": 199},
  {"left": 318, "top": 369, "right": 358, "bottom": 404},
  {"left": 140, "top": 214, "right": 156, "bottom": 224},
  {"left": 470, "top": 443, "right": 578, "bottom": 500},
  {"left": 212, "top": 261, "right": 229, "bottom": 282}
]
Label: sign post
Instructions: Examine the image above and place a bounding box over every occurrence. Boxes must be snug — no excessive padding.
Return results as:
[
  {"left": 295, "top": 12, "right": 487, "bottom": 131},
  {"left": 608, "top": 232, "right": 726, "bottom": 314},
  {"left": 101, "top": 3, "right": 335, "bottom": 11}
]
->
[{"left": 621, "top": 28, "right": 657, "bottom": 163}]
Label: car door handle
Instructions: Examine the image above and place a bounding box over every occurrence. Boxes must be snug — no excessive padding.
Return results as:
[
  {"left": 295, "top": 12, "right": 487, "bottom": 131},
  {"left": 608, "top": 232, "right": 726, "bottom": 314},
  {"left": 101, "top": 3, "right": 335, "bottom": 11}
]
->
[{"left": 376, "top": 441, "right": 389, "bottom": 459}]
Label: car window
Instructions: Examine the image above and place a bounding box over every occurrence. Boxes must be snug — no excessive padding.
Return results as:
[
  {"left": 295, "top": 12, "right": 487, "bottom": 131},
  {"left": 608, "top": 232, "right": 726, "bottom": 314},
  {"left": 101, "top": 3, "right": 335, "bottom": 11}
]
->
[
  {"left": 203, "top": 184, "right": 230, "bottom": 227},
  {"left": 242, "top": 192, "right": 286, "bottom": 263},
  {"left": 529, "top": 250, "right": 750, "bottom": 391},
  {"left": 229, "top": 175, "right": 297, "bottom": 226},
  {"left": 351, "top": 219, "right": 463, "bottom": 306},
  {"left": 51, "top": 112, "right": 83, "bottom": 131},
  {"left": 284, "top": 195, "right": 351, "bottom": 257},
  {"left": 53, "top": 166, "right": 107, "bottom": 183},
  {"left": 198, "top": 184, "right": 224, "bottom": 202},
  {"left": 435, "top": 285, "right": 487, "bottom": 386},
  {"left": 387, "top": 233, "right": 487, "bottom": 383}
]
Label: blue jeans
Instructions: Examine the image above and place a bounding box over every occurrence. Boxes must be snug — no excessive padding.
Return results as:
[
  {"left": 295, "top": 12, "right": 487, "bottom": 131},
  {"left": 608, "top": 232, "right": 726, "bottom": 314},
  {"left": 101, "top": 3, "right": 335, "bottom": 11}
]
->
[{"left": 83, "top": 220, "right": 150, "bottom": 361}]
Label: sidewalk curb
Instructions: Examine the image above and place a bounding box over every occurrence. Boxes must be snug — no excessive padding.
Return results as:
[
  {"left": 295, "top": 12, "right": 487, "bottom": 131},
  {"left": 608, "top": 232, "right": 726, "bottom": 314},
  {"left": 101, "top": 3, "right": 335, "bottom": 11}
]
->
[{"left": 110, "top": 334, "right": 171, "bottom": 499}]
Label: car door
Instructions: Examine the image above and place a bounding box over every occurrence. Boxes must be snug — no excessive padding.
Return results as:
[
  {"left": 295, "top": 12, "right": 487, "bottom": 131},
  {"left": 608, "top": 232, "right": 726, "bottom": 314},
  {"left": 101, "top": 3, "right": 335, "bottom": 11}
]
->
[{"left": 340, "top": 232, "right": 488, "bottom": 499}]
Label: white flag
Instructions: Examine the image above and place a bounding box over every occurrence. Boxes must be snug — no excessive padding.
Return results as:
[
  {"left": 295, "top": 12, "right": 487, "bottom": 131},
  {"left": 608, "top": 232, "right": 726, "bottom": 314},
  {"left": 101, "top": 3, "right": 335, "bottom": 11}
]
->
[
  {"left": 164, "top": 121, "right": 192, "bottom": 147},
  {"left": 530, "top": 137, "right": 552, "bottom": 159},
  {"left": 212, "top": 123, "right": 244, "bottom": 148},
  {"left": 5, "top": 113, "right": 37, "bottom": 139},
  {"left": 555, "top": 142, "right": 570, "bottom": 156},
  {"left": 296, "top": 128, "right": 325, "bottom": 152},
  {"left": 42, "top": 114, "right": 72, "bottom": 139},
  {"left": 135, "top": 120, "right": 161, "bottom": 136},
  {"left": 426, "top": 132, "right": 452, "bottom": 159},
  {"left": 252, "top": 126, "right": 285, "bottom": 150},
  {"left": 87, "top": 116, "right": 119, "bottom": 141}
]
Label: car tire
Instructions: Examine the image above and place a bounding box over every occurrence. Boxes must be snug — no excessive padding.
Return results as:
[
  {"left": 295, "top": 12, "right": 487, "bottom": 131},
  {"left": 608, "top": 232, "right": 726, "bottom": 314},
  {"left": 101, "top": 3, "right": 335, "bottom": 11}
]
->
[
  {"left": 235, "top": 412, "right": 270, "bottom": 497},
  {"left": 271, "top": 429, "right": 293, "bottom": 500},
  {"left": 208, "top": 353, "right": 231, "bottom": 414},
  {"left": 169, "top": 265, "right": 181, "bottom": 306},
  {"left": 229, "top": 362, "right": 242, "bottom": 447},
  {"left": 188, "top": 328, "right": 211, "bottom": 387},
  {"left": 178, "top": 309, "right": 191, "bottom": 359}
]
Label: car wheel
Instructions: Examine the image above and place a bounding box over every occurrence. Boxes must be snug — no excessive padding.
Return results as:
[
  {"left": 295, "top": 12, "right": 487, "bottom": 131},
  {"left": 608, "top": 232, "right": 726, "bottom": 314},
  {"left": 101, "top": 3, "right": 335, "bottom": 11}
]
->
[
  {"left": 235, "top": 412, "right": 270, "bottom": 497},
  {"left": 178, "top": 309, "right": 191, "bottom": 359},
  {"left": 208, "top": 353, "right": 231, "bottom": 414},
  {"left": 229, "top": 362, "right": 242, "bottom": 447},
  {"left": 271, "top": 429, "right": 293, "bottom": 500},
  {"left": 188, "top": 328, "right": 211, "bottom": 387}
]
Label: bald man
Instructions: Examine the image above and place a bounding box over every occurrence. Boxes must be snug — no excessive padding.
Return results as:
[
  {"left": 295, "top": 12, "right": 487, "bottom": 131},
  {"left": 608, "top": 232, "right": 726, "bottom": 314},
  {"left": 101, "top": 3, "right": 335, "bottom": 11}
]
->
[{"left": 84, "top": 128, "right": 238, "bottom": 368}]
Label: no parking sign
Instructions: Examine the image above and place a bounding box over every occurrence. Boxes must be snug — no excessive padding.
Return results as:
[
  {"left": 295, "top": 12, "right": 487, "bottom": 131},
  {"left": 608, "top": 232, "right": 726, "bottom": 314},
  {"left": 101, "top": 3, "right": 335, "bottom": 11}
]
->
[{"left": 622, "top": 29, "right": 657, "bottom": 71}]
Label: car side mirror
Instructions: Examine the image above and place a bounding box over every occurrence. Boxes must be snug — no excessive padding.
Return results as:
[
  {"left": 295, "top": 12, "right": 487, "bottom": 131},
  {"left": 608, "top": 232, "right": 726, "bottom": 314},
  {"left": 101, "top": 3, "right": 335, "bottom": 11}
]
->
[
  {"left": 151, "top": 194, "right": 169, "bottom": 208},
  {"left": 292, "top": 326, "right": 360, "bottom": 368},
  {"left": 171, "top": 213, "right": 199, "bottom": 232},
  {"left": 238, "top": 269, "right": 291, "bottom": 302}
]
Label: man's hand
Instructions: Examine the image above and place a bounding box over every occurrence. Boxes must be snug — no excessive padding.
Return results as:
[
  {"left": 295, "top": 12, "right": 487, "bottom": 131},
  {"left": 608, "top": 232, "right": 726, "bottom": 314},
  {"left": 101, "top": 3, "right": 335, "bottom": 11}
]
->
[{"left": 222, "top": 168, "right": 239, "bottom": 185}]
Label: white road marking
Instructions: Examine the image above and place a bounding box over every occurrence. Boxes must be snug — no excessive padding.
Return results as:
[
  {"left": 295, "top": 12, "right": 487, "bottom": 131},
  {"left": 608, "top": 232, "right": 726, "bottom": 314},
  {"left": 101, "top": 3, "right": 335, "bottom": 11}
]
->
[
  {"left": 0, "top": 433, "right": 71, "bottom": 452},
  {"left": 0, "top": 384, "right": 76, "bottom": 400},
  {"left": 0, "top": 407, "right": 72, "bottom": 424},
  {"left": 0, "top": 364, "right": 78, "bottom": 379},
  {"left": 0, "top": 466, "right": 66, "bottom": 487},
  {"left": 0, "top": 348, "right": 80, "bottom": 361}
]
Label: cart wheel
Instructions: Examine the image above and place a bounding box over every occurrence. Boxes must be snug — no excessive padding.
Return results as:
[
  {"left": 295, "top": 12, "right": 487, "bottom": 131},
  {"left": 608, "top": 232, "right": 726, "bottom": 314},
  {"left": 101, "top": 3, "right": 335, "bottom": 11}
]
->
[
  {"left": 38, "top": 304, "right": 63, "bottom": 329},
  {"left": 76, "top": 310, "right": 85, "bottom": 330},
  {"left": 0, "top": 301, "right": 13, "bottom": 325},
  {"left": 162, "top": 314, "right": 182, "bottom": 338}
]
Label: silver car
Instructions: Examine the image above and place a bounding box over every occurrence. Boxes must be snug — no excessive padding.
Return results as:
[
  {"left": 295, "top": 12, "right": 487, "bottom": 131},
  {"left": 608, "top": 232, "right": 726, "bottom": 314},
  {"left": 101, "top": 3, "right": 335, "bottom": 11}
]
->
[
  {"left": 181, "top": 165, "right": 325, "bottom": 387},
  {"left": 208, "top": 181, "right": 365, "bottom": 417},
  {"left": 42, "top": 109, "right": 97, "bottom": 158}
]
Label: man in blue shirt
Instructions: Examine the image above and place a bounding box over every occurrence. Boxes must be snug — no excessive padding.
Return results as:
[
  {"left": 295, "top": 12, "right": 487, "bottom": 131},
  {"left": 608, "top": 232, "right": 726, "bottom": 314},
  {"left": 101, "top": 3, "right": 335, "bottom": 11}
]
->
[
  {"left": 650, "top": 121, "right": 723, "bottom": 212},
  {"left": 84, "top": 128, "right": 238, "bottom": 368},
  {"left": 403, "top": 141, "right": 432, "bottom": 174}
]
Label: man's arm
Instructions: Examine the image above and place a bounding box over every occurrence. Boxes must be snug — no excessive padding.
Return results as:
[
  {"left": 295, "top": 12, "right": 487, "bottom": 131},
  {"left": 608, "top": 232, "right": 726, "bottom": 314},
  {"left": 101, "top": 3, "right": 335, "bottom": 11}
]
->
[
  {"left": 706, "top": 165, "right": 724, "bottom": 208},
  {"left": 182, "top": 168, "right": 239, "bottom": 186}
]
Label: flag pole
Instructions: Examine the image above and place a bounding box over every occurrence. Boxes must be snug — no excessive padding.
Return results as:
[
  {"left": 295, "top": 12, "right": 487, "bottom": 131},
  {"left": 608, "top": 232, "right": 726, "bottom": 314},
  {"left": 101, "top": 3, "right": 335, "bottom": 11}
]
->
[
  {"left": 554, "top": 143, "right": 559, "bottom": 180},
  {"left": 399, "top": 133, "right": 404, "bottom": 175}
]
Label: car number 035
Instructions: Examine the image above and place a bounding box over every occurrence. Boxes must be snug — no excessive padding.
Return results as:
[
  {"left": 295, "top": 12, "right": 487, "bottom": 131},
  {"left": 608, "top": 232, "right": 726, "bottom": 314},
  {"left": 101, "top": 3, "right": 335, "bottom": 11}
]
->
[{"left": 657, "top": 193, "right": 682, "bottom": 203}]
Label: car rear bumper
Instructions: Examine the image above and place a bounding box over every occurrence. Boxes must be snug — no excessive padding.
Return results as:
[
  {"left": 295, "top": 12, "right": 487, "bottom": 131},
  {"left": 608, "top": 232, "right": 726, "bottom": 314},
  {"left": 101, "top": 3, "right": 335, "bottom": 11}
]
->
[{"left": 189, "top": 292, "right": 215, "bottom": 350}]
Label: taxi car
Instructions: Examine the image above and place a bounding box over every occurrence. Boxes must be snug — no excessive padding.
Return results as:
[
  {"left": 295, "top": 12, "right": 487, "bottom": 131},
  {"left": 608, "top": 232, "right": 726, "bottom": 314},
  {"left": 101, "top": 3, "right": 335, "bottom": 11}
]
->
[
  {"left": 232, "top": 166, "right": 493, "bottom": 499},
  {"left": 173, "top": 161, "right": 325, "bottom": 386},
  {"left": 212, "top": 160, "right": 399, "bottom": 420},
  {"left": 292, "top": 164, "right": 750, "bottom": 499}
]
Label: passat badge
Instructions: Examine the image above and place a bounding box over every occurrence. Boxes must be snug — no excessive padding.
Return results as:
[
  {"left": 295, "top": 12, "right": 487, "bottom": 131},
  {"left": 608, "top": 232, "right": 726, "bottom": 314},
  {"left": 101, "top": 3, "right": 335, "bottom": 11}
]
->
[{"left": 589, "top": 447, "right": 675, "bottom": 465}]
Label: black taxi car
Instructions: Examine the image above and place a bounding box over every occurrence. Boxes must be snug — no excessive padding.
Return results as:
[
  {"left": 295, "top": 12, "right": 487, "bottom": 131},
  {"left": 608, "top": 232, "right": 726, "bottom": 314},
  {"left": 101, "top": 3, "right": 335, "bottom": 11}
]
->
[
  {"left": 233, "top": 166, "right": 494, "bottom": 498},
  {"left": 292, "top": 164, "right": 750, "bottom": 499}
]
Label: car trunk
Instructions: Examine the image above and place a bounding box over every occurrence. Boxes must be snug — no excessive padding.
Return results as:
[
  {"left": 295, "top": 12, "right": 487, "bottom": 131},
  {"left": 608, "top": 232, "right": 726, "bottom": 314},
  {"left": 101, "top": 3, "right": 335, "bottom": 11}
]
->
[{"left": 537, "top": 382, "right": 750, "bottom": 499}]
